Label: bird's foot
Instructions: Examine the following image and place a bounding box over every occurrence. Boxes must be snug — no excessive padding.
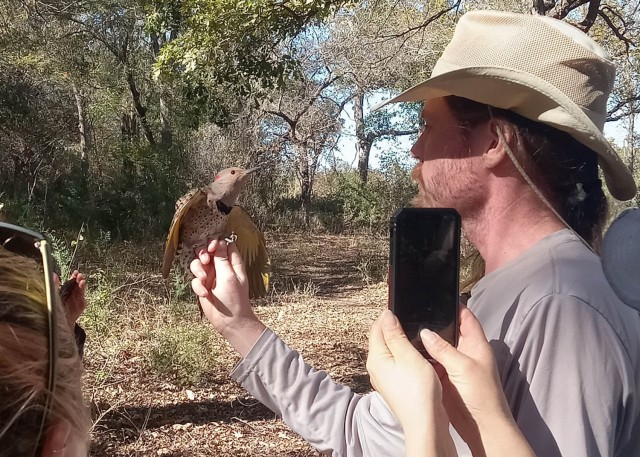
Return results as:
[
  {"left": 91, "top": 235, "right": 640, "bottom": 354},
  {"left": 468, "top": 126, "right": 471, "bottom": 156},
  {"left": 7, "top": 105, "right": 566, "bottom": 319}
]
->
[{"left": 224, "top": 232, "right": 237, "bottom": 244}]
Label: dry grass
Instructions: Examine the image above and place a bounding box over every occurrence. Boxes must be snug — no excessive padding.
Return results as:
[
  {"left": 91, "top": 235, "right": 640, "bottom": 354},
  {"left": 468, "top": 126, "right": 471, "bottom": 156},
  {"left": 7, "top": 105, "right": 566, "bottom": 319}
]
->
[{"left": 82, "top": 233, "right": 388, "bottom": 456}]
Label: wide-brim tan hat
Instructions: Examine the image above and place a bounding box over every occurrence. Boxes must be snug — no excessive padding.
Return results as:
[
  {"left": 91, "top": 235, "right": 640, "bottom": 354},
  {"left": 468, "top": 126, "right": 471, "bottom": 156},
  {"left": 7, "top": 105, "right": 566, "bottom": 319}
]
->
[{"left": 375, "top": 10, "right": 637, "bottom": 201}]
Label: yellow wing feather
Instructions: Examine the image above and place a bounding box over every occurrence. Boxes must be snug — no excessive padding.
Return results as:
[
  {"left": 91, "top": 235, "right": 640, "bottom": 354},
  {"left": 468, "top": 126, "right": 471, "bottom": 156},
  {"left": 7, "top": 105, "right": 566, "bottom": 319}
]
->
[
  {"left": 225, "top": 206, "right": 270, "bottom": 298},
  {"left": 162, "top": 188, "right": 207, "bottom": 278}
]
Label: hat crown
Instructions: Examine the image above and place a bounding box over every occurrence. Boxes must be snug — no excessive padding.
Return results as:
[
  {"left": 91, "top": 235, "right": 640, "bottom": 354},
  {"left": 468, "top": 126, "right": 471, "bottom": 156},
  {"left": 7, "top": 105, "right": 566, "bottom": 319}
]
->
[{"left": 433, "top": 11, "right": 616, "bottom": 129}]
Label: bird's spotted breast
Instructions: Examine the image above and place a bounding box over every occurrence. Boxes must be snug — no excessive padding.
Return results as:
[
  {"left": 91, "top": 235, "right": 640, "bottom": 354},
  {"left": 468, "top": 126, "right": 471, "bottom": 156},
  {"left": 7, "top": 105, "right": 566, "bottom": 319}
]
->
[{"left": 177, "top": 201, "right": 228, "bottom": 272}]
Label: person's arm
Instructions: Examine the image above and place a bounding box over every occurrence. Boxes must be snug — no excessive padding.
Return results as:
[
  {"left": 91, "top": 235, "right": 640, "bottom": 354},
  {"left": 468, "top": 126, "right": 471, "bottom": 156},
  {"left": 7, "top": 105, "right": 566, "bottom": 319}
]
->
[
  {"left": 190, "top": 241, "right": 265, "bottom": 356},
  {"left": 56, "top": 270, "right": 88, "bottom": 359},
  {"left": 59, "top": 270, "right": 88, "bottom": 329},
  {"left": 191, "top": 240, "right": 406, "bottom": 457},
  {"left": 420, "top": 307, "right": 535, "bottom": 457},
  {"left": 366, "top": 310, "right": 456, "bottom": 457}
]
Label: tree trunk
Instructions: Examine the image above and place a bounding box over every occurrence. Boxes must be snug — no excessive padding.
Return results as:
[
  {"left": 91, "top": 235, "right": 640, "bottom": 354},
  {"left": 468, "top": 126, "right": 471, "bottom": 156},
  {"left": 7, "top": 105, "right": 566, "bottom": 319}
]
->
[
  {"left": 126, "top": 70, "right": 156, "bottom": 146},
  {"left": 151, "top": 33, "right": 173, "bottom": 149},
  {"left": 353, "top": 90, "right": 372, "bottom": 183},
  {"left": 72, "top": 81, "right": 89, "bottom": 162},
  {"left": 159, "top": 95, "right": 173, "bottom": 148},
  {"left": 297, "top": 146, "right": 312, "bottom": 226},
  {"left": 120, "top": 112, "right": 138, "bottom": 141}
]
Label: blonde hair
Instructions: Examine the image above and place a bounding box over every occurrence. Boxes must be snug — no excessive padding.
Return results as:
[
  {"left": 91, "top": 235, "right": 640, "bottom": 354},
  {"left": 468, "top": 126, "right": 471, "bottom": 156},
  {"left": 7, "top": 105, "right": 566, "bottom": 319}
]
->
[{"left": 0, "top": 248, "right": 90, "bottom": 456}]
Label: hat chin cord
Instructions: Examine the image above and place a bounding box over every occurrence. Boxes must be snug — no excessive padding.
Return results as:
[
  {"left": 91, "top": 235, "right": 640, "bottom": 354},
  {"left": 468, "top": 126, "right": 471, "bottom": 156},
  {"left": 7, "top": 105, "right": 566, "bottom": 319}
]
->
[{"left": 489, "top": 108, "right": 596, "bottom": 255}]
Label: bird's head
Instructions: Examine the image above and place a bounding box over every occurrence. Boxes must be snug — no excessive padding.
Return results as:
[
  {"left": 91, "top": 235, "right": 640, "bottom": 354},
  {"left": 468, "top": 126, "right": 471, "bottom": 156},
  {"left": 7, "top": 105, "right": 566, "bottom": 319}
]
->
[{"left": 207, "top": 166, "right": 260, "bottom": 207}]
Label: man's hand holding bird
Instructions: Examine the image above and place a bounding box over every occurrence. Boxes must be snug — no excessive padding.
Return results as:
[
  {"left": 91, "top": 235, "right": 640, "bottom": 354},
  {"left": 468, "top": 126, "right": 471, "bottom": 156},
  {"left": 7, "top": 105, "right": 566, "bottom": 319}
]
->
[
  {"left": 190, "top": 239, "right": 266, "bottom": 357},
  {"left": 162, "top": 165, "right": 270, "bottom": 308}
]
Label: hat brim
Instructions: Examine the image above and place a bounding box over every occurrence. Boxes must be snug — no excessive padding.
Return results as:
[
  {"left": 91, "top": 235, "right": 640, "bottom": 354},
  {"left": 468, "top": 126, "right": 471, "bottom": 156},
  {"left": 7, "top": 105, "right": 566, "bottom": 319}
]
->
[
  {"left": 602, "top": 208, "right": 640, "bottom": 310},
  {"left": 373, "top": 67, "right": 637, "bottom": 201}
]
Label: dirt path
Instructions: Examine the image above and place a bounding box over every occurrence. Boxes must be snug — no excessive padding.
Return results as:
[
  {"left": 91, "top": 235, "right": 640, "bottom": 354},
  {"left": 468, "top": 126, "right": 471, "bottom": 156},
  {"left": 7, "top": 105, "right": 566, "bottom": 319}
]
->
[{"left": 86, "top": 234, "right": 388, "bottom": 456}]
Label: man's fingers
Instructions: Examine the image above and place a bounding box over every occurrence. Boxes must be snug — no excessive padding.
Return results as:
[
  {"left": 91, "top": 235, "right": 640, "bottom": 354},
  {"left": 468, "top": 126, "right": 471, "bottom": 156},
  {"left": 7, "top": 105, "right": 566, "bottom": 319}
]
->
[
  {"left": 212, "top": 240, "right": 235, "bottom": 277},
  {"left": 196, "top": 240, "right": 218, "bottom": 266},
  {"left": 190, "top": 257, "right": 208, "bottom": 280},
  {"left": 227, "top": 243, "right": 247, "bottom": 284},
  {"left": 198, "top": 250, "right": 210, "bottom": 265},
  {"left": 212, "top": 240, "right": 229, "bottom": 260},
  {"left": 191, "top": 277, "right": 211, "bottom": 298}
]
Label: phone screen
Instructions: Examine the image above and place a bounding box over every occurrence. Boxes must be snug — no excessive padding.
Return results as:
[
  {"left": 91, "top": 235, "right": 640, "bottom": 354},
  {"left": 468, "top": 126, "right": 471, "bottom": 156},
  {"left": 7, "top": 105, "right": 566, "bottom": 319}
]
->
[{"left": 389, "top": 208, "right": 461, "bottom": 356}]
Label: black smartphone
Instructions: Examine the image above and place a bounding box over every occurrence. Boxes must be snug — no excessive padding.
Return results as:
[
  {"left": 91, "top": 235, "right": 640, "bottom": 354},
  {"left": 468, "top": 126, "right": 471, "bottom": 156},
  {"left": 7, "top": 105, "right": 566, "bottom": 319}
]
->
[{"left": 389, "top": 208, "right": 461, "bottom": 357}]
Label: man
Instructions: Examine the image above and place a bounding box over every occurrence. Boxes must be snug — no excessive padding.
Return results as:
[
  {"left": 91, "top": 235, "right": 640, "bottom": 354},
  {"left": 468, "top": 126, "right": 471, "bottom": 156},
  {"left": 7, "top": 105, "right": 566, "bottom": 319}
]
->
[{"left": 190, "top": 10, "right": 640, "bottom": 456}]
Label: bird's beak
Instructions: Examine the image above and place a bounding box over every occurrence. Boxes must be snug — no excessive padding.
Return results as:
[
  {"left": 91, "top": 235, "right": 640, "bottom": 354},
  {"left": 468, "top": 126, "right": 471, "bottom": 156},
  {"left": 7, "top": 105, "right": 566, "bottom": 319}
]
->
[{"left": 245, "top": 166, "right": 261, "bottom": 175}]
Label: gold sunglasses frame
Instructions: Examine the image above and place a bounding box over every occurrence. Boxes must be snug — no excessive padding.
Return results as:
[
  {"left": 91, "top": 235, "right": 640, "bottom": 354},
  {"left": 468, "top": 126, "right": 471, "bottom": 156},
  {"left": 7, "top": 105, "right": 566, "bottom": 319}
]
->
[{"left": 0, "top": 222, "right": 58, "bottom": 451}]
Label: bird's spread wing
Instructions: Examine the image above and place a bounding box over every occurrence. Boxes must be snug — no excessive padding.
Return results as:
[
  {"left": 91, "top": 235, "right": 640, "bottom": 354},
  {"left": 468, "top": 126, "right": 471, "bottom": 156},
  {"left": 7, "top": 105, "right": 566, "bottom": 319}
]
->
[
  {"left": 225, "top": 206, "right": 270, "bottom": 298},
  {"left": 162, "top": 188, "right": 207, "bottom": 278}
]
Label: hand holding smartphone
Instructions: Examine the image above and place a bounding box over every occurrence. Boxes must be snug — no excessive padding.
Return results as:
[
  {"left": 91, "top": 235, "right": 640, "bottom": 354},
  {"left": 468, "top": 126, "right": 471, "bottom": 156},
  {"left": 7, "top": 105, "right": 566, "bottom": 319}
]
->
[{"left": 389, "top": 208, "right": 461, "bottom": 358}]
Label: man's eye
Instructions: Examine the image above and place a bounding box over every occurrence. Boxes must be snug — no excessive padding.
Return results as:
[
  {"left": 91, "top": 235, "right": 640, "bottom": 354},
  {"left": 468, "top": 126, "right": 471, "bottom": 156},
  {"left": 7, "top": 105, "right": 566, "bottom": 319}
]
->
[{"left": 418, "top": 117, "right": 427, "bottom": 133}]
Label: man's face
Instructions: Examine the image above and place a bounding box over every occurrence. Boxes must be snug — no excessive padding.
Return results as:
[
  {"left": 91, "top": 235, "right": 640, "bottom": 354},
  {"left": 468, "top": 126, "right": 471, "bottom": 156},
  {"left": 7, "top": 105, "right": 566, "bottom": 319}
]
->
[{"left": 410, "top": 97, "right": 486, "bottom": 213}]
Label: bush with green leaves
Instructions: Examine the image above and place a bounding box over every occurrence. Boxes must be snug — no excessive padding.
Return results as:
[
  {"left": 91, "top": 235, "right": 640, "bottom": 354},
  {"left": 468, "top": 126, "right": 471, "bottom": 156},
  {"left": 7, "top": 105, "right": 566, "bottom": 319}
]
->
[
  {"left": 327, "top": 167, "right": 416, "bottom": 234},
  {"left": 147, "top": 323, "right": 219, "bottom": 386}
]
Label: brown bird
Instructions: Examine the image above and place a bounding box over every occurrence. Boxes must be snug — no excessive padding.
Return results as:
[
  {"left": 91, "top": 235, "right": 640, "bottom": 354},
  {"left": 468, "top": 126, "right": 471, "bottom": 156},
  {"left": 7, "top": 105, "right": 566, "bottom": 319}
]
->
[{"left": 162, "top": 166, "right": 270, "bottom": 298}]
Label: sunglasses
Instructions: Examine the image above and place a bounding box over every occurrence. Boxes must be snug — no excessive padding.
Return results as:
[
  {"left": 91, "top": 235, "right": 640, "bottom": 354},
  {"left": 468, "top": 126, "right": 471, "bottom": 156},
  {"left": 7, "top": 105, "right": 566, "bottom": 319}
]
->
[{"left": 0, "top": 222, "right": 58, "bottom": 449}]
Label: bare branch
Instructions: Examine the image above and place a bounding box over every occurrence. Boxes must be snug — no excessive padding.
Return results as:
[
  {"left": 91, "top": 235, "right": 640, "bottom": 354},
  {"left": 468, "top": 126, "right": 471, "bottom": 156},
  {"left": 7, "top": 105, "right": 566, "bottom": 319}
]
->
[
  {"left": 294, "top": 72, "right": 341, "bottom": 122},
  {"left": 380, "top": 0, "right": 463, "bottom": 40},
  {"left": 578, "top": 0, "right": 601, "bottom": 32},
  {"left": 598, "top": 8, "right": 634, "bottom": 52},
  {"left": 265, "top": 110, "right": 297, "bottom": 130},
  {"left": 549, "top": 0, "right": 590, "bottom": 19},
  {"left": 607, "top": 95, "right": 640, "bottom": 122},
  {"left": 367, "top": 128, "right": 418, "bottom": 143}
]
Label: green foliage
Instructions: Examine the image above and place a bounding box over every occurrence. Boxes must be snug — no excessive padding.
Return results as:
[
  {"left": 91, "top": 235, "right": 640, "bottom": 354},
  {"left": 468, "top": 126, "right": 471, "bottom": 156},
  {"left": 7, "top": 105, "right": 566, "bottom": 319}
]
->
[
  {"left": 337, "top": 172, "right": 386, "bottom": 229},
  {"left": 150, "top": 0, "right": 353, "bottom": 99},
  {"left": 261, "top": 165, "right": 416, "bottom": 234},
  {"left": 147, "top": 323, "right": 219, "bottom": 386},
  {"left": 47, "top": 229, "right": 84, "bottom": 280},
  {"left": 82, "top": 270, "right": 118, "bottom": 339},
  {"left": 332, "top": 167, "right": 416, "bottom": 233},
  {"left": 365, "top": 101, "right": 421, "bottom": 139},
  {"left": 90, "top": 143, "right": 185, "bottom": 240},
  {"left": 169, "top": 270, "right": 192, "bottom": 304},
  {"left": 2, "top": 141, "right": 185, "bottom": 241}
]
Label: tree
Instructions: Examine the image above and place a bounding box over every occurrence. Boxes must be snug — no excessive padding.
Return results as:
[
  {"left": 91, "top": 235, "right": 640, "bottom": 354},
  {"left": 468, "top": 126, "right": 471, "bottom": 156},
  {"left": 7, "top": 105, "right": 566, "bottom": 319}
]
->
[
  {"left": 151, "top": 0, "right": 353, "bottom": 105},
  {"left": 321, "top": 0, "right": 459, "bottom": 182},
  {"left": 260, "top": 29, "right": 347, "bottom": 224}
]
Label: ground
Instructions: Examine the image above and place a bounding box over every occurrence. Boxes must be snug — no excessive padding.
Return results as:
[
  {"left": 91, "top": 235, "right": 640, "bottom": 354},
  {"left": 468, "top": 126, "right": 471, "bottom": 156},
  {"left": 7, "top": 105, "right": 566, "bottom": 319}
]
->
[{"left": 85, "top": 233, "right": 388, "bottom": 456}]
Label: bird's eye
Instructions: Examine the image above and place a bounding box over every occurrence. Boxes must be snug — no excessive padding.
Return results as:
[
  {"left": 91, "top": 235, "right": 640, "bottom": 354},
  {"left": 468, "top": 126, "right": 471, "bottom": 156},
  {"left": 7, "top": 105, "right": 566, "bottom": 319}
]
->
[{"left": 231, "top": 170, "right": 236, "bottom": 175}]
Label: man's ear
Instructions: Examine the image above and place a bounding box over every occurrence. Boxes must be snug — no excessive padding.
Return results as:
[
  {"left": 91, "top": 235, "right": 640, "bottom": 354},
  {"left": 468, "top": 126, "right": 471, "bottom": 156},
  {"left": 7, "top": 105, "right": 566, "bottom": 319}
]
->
[
  {"left": 481, "top": 120, "right": 512, "bottom": 169},
  {"left": 41, "top": 420, "right": 70, "bottom": 457}
]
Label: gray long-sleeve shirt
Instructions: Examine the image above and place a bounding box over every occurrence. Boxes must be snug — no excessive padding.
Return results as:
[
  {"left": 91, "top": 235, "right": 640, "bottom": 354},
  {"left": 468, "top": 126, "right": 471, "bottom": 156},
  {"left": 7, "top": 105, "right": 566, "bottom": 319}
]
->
[{"left": 231, "top": 230, "right": 640, "bottom": 456}]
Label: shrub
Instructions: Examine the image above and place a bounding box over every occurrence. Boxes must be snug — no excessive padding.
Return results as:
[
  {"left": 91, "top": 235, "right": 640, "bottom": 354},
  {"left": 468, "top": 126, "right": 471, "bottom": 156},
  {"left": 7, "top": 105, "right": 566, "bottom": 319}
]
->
[{"left": 147, "top": 323, "right": 219, "bottom": 386}]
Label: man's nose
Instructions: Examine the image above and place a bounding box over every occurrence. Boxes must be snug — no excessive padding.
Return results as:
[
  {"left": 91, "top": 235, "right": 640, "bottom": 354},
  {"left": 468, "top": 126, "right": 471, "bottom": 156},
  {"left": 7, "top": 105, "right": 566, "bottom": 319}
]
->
[{"left": 411, "top": 136, "right": 425, "bottom": 161}]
